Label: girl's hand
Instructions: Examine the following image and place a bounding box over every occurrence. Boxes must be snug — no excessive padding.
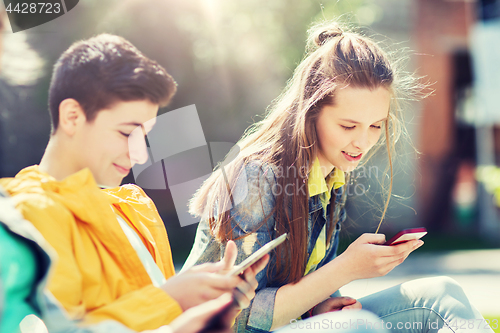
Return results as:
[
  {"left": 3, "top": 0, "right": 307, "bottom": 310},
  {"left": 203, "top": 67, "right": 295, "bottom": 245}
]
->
[
  {"left": 336, "top": 233, "right": 423, "bottom": 282},
  {"left": 312, "top": 296, "right": 362, "bottom": 315}
]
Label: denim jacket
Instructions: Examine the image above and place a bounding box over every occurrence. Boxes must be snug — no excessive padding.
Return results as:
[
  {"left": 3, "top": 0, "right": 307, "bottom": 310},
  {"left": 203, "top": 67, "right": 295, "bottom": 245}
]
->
[{"left": 182, "top": 161, "right": 347, "bottom": 333}]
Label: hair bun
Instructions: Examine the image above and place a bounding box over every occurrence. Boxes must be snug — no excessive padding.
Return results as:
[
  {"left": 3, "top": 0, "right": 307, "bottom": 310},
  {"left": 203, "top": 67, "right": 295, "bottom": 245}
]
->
[
  {"left": 316, "top": 29, "right": 343, "bottom": 46},
  {"left": 308, "top": 22, "right": 345, "bottom": 48}
]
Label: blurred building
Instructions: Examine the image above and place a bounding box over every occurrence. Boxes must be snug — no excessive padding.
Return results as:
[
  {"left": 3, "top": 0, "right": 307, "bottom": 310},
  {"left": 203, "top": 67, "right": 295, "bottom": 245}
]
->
[
  {"left": 348, "top": 0, "right": 500, "bottom": 244},
  {"left": 415, "top": 0, "right": 476, "bottom": 234},
  {"left": 415, "top": 0, "right": 500, "bottom": 242}
]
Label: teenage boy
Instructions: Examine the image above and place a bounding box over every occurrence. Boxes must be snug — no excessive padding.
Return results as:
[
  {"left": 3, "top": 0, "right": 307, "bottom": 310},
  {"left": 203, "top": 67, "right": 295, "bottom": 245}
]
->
[{"left": 0, "top": 34, "right": 264, "bottom": 332}]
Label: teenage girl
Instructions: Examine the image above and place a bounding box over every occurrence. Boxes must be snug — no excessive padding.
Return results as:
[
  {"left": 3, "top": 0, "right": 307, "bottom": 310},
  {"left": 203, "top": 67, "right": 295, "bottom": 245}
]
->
[{"left": 183, "top": 20, "right": 493, "bottom": 333}]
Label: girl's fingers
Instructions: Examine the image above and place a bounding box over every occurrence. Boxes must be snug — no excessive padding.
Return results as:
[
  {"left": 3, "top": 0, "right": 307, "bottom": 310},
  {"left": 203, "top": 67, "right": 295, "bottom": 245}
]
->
[
  {"left": 358, "top": 233, "right": 386, "bottom": 244},
  {"left": 380, "top": 239, "right": 423, "bottom": 257},
  {"left": 341, "top": 297, "right": 357, "bottom": 306},
  {"left": 328, "top": 297, "right": 354, "bottom": 309},
  {"left": 342, "top": 304, "right": 361, "bottom": 311}
]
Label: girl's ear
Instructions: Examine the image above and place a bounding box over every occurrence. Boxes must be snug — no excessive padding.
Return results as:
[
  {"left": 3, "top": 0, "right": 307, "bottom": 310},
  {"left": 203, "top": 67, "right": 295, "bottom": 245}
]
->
[{"left": 58, "top": 98, "right": 86, "bottom": 136}]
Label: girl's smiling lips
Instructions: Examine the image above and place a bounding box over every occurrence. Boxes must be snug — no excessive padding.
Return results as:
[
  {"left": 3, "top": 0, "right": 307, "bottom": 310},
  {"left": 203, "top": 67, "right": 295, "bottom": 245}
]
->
[
  {"left": 114, "top": 164, "right": 131, "bottom": 175},
  {"left": 342, "top": 151, "right": 362, "bottom": 162}
]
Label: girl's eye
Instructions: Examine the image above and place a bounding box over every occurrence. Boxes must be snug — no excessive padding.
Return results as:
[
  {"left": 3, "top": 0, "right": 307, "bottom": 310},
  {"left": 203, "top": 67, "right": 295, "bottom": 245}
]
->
[
  {"left": 120, "top": 132, "right": 131, "bottom": 138},
  {"left": 371, "top": 125, "right": 382, "bottom": 129},
  {"left": 341, "top": 125, "right": 355, "bottom": 130}
]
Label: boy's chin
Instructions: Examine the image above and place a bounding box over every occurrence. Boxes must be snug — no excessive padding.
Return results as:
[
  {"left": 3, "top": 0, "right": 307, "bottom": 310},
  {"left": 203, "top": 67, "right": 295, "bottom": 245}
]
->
[{"left": 96, "top": 178, "right": 122, "bottom": 189}]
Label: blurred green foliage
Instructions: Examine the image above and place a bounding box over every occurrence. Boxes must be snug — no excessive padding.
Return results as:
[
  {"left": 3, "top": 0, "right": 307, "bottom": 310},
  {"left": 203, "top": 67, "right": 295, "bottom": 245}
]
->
[
  {"left": 484, "top": 316, "right": 500, "bottom": 332},
  {"left": 477, "top": 166, "right": 500, "bottom": 207}
]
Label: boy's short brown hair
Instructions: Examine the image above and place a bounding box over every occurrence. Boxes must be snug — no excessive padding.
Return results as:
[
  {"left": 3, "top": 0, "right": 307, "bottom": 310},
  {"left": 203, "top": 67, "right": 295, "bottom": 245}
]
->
[{"left": 48, "top": 34, "right": 176, "bottom": 132}]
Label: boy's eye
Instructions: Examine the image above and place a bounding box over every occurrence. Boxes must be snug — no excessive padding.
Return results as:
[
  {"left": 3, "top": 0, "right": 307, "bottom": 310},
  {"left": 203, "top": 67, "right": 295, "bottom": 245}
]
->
[
  {"left": 120, "top": 131, "right": 131, "bottom": 138},
  {"left": 341, "top": 125, "right": 355, "bottom": 130}
]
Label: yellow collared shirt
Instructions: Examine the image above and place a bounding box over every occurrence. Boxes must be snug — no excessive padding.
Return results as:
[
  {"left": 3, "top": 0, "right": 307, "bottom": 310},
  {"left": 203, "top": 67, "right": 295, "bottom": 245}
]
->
[
  {"left": 308, "top": 157, "right": 345, "bottom": 214},
  {"left": 305, "top": 158, "right": 345, "bottom": 275}
]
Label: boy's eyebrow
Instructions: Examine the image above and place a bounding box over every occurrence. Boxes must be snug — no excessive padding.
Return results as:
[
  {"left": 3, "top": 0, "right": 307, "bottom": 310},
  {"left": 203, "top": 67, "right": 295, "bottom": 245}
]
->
[
  {"left": 120, "top": 122, "right": 156, "bottom": 135},
  {"left": 120, "top": 122, "right": 143, "bottom": 127},
  {"left": 339, "top": 117, "right": 387, "bottom": 124}
]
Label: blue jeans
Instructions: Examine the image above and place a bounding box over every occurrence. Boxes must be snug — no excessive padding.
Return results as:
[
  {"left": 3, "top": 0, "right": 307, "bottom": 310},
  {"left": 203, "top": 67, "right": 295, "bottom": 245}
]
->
[
  {"left": 275, "top": 277, "right": 493, "bottom": 333},
  {"left": 359, "top": 276, "right": 494, "bottom": 333}
]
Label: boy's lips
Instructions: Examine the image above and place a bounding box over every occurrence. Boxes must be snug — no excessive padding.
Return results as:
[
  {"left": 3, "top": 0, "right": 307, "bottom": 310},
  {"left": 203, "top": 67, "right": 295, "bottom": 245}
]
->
[
  {"left": 342, "top": 151, "right": 362, "bottom": 162},
  {"left": 114, "top": 164, "right": 131, "bottom": 175}
]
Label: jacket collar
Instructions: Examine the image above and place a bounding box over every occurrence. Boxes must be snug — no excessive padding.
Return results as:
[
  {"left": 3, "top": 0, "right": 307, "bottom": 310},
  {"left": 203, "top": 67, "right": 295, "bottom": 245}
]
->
[
  {"left": 12, "top": 166, "right": 121, "bottom": 225},
  {"left": 308, "top": 157, "right": 345, "bottom": 197}
]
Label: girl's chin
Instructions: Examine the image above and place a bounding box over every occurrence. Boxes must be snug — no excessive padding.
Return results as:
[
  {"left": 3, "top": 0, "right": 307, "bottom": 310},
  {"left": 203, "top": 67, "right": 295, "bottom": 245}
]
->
[
  {"left": 334, "top": 161, "right": 360, "bottom": 173},
  {"left": 330, "top": 158, "right": 361, "bottom": 173}
]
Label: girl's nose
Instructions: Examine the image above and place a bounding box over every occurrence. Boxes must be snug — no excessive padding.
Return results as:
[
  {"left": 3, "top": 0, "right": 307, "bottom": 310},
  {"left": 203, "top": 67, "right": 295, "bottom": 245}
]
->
[{"left": 352, "top": 130, "right": 370, "bottom": 151}]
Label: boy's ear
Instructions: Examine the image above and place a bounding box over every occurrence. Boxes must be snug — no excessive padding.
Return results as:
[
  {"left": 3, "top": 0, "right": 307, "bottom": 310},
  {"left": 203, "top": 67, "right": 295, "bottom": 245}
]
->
[{"left": 58, "top": 99, "right": 86, "bottom": 136}]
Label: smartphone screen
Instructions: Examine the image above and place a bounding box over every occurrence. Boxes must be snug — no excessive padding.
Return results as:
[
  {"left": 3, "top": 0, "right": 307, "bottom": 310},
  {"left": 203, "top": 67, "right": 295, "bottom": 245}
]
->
[{"left": 384, "top": 227, "right": 427, "bottom": 245}]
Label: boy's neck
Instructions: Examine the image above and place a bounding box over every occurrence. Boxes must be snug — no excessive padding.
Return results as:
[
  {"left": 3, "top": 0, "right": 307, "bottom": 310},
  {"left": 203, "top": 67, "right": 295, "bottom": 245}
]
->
[{"left": 39, "top": 136, "right": 81, "bottom": 182}]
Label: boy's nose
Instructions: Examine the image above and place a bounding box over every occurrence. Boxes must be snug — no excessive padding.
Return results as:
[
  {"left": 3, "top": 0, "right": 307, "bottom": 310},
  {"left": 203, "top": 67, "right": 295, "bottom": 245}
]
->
[{"left": 128, "top": 129, "right": 149, "bottom": 166}]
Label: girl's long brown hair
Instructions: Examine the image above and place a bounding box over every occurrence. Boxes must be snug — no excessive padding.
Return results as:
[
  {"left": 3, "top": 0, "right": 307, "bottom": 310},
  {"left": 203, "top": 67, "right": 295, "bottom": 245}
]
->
[{"left": 190, "top": 20, "right": 423, "bottom": 284}]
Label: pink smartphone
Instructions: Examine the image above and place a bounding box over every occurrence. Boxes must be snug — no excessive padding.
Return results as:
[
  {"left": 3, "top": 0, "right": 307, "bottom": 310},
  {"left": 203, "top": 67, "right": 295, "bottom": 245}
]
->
[{"left": 384, "top": 227, "right": 427, "bottom": 245}]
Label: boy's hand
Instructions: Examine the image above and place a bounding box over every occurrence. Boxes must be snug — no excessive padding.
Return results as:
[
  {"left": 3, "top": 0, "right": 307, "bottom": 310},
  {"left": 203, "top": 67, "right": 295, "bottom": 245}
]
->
[
  {"left": 143, "top": 294, "right": 235, "bottom": 333},
  {"left": 161, "top": 241, "right": 269, "bottom": 311},
  {"left": 234, "top": 253, "right": 269, "bottom": 309}
]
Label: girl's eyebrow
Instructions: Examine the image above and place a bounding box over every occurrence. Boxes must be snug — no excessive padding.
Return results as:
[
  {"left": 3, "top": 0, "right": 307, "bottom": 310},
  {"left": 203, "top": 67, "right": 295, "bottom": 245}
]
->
[{"left": 339, "top": 117, "right": 387, "bottom": 124}]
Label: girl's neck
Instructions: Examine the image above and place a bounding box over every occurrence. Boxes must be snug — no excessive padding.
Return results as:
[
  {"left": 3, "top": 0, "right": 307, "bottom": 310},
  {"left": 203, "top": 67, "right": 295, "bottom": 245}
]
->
[{"left": 315, "top": 153, "right": 334, "bottom": 178}]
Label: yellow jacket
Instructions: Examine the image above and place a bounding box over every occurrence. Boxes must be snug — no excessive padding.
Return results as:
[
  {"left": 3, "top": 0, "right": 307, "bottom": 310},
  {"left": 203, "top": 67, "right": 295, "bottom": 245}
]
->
[{"left": 0, "top": 166, "right": 183, "bottom": 331}]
